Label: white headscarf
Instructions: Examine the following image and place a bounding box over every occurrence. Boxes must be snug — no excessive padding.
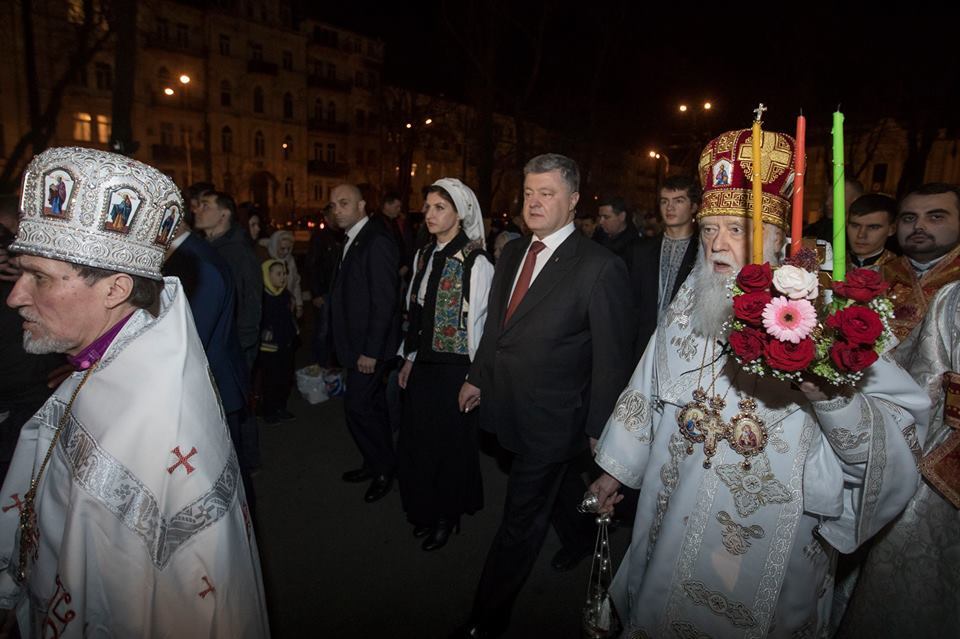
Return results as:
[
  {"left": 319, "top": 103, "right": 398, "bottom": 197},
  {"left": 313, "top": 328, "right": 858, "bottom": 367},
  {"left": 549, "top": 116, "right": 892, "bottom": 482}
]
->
[{"left": 431, "top": 178, "right": 485, "bottom": 248}]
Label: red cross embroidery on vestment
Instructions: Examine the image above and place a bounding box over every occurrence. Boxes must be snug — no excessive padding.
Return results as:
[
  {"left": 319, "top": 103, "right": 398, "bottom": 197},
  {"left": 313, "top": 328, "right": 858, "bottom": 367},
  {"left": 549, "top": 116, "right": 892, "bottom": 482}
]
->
[
  {"left": 199, "top": 576, "right": 216, "bottom": 599},
  {"left": 2, "top": 493, "right": 24, "bottom": 513},
  {"left": 167, "top": 446, "right": 198, "bottom": 475}
]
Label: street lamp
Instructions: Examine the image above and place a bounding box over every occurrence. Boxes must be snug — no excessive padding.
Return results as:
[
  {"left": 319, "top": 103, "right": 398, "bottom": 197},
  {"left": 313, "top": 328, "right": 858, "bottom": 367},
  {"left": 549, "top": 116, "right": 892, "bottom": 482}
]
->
[
  {"left": 161, "top": 72, "right": 196, "bottom": 185},
  {"left": 703, "top": 102, "right": 712, "bottom": 110},
  {"left": 163, "top": 87, "right": 175, "bottom": 96},
  {"left": 679, "top": 104, "right": 688, "bottom": 113},
  {"left": 179, "top": 74, "right": 191, "bottom": 85},
  {"left": 424, "top": 118, "right": 433, "bottom": 125}
]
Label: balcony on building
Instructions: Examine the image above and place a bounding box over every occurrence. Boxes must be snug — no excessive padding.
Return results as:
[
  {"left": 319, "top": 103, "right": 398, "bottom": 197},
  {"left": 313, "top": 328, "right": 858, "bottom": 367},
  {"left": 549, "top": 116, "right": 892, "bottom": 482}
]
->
[
  {"left": 307, "top": 74, "right": 353, "bottom": 92},
  {"left": 247, "top": 59, "right": 279, "bottom": 75},
  {"left": 143, "top": 33, "right": 205, "bottom": 57},
  {"left": 308, "top": 159, "right": 350, "bottom": 176},
  {"left": 151, "top": 144, "right": 209, "bottom": 164},
  {"left": 307, "top": 118, "right": 350, "bottom": 134}
]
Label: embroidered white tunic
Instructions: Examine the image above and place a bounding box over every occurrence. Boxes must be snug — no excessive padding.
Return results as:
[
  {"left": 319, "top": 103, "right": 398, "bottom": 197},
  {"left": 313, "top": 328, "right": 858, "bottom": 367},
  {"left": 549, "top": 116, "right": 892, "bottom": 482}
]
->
[
  {"left": 0, "top": 279, "right": 269, "bottom": 637},
  {"left": 836, "top": 281, "right": 960, "bottom": 637},
  {"left": 594, "top": 280, "right": 929, "bottom": 639}
]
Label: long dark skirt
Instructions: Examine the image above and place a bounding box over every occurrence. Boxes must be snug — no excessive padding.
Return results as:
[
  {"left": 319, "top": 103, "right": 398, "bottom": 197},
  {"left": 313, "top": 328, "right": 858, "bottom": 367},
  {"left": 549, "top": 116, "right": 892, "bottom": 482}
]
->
[{"left": 398, "top": 360, "right": 483, "bottom": 526}]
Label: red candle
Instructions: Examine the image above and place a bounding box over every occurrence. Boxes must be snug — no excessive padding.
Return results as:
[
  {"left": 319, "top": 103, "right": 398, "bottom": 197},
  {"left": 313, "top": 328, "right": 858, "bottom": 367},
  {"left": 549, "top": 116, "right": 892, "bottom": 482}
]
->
[{"left": 790, "top": 114, "right": 806, "bottom": 256}]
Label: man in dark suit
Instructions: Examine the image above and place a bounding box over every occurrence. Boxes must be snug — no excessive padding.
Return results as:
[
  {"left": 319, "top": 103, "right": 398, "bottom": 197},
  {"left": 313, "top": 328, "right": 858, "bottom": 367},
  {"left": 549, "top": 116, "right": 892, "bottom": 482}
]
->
[
  {"left": 329, "top": 183, "right": 400, "bottom": 503},
  {"left": 456, "top": 154, "right": 637, "bottom": 637},
  {"left": 163, "top": 221, "right": 255, "bottom": 509},
  {"left": 630, "top": 175, "right": 700, "bottom": 359}
]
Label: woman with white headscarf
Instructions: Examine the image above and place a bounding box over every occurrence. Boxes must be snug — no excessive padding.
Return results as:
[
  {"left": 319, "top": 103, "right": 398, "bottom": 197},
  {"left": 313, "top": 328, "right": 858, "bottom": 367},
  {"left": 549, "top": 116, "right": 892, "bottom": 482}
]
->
[
  {"left": 397, "top": 177, "right": 493, "bottom": 551},
  {"left": 267, "top": 229, "right": 303, "bottom": 317}
]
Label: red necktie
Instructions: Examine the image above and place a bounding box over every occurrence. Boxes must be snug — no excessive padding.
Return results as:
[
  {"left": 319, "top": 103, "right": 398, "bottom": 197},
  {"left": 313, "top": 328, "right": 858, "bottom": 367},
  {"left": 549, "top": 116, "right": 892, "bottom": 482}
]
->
[{"left": 503, "top": 241, "right": 546, "bottom": 326}]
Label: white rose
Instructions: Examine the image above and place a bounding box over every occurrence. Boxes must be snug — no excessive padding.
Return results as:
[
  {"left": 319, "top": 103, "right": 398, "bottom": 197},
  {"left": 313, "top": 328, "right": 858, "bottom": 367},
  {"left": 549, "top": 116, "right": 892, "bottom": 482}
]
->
[{"left": 772, "top": 265, "right": 818, "bottom": 300}]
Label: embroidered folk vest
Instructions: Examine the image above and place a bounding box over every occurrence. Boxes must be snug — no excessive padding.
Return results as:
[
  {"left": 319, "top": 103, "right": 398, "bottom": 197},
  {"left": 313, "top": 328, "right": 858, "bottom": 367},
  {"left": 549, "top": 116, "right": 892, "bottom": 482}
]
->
[{"left": 405, "top": 232, "right": 487, "bottom": 365}]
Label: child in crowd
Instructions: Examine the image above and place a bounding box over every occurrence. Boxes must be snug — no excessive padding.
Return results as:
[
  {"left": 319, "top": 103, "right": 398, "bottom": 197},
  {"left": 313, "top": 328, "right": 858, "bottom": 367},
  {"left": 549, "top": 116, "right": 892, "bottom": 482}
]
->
[{"left": 258, "top": 259, "right": 298, "bottom": 424}]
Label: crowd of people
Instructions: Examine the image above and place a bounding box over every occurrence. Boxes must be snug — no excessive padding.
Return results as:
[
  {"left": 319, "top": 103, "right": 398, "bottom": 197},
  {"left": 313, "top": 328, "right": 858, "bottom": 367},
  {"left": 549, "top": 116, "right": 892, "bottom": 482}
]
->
[{"left": 0, "top": 129, "right": 957, "bottom": 638}]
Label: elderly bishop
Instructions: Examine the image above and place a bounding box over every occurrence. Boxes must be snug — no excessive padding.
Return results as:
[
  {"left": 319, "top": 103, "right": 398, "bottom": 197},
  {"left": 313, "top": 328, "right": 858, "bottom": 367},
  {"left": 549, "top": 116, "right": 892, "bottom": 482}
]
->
[{"left": 589, "top": 129, "right": 929, "bottom": 638}]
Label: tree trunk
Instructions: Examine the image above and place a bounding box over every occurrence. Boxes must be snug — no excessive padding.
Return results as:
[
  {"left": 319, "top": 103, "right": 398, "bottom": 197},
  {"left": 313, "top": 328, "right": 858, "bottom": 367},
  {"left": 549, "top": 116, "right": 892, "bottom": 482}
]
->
[{"left": 110, "top": 0, "right": 138, "bottom": 155}]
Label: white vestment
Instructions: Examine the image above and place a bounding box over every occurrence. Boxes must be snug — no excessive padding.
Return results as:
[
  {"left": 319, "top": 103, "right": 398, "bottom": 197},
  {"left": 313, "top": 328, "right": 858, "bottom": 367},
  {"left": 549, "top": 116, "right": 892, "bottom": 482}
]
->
[
  {"left": 594, "top": 280, "right": 929, "bottom": 639},
  {"left": 836, "top": 281, "right": 960, "bottom": 637},
  {"left": 0, "top": 279, "right": 270, "bottom": 637}
]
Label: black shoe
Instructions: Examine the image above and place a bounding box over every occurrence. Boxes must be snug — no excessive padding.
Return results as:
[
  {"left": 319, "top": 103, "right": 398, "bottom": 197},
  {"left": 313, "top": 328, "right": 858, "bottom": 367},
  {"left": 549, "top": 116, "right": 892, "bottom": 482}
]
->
[
  {"left": 422, "top": 518, "right": 460, "bottom": 551},
  {"left": 550, "top": 545, "right": 592, "bottom": 572},
  {"left": 341, "top": 468, "right": 374, "bottom": 483},
  {"left": 412, "top": 524, "right": 432, "bottom": 538},
  {"left": 364, "top": 475, "right": 393, "bottom": 502},
  {"left": 448, "top": 620, "right": 506, "bottom": 639}
]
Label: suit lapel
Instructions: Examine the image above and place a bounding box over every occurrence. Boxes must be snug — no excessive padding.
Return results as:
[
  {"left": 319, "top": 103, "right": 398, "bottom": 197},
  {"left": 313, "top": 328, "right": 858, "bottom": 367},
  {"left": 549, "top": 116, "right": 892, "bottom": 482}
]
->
[
  {"left": 335, "top": 217, "right": 375, "bottom": 284},
  {"left": 490, "top": 238, "right": 527, "bottom": 329},
  {"left": 503, "top": 231, "right": 581, "bottom": 331}
]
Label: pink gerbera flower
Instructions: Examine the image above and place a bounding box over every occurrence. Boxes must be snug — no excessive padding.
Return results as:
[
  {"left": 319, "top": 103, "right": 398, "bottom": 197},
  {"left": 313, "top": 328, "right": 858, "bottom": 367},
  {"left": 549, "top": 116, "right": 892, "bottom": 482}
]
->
[{"left": 762, "top": 296, "right": 817, "bottom": 343}]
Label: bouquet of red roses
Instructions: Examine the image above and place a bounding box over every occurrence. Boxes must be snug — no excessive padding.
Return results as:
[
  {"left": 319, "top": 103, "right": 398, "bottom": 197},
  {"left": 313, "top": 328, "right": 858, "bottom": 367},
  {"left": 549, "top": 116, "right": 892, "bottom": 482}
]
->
[{"left": 726, "top": 249, "right": 894, "bottom": 386}]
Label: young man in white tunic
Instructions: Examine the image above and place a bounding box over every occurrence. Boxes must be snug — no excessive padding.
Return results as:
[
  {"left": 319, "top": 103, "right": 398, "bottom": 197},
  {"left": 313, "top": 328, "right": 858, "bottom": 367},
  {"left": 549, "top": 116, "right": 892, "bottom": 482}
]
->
[
  {"left": 0, "top": 147, "right": 269, "bottom": 637},
  {"left": 588, "top": 129, "right": 929, "bottom": 638}
]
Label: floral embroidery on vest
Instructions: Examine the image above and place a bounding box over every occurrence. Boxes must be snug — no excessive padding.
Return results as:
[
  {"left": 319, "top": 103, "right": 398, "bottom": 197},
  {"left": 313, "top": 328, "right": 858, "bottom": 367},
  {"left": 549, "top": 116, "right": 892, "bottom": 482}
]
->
[{"left": 433, "top": 257, "right": 469, "bottom": 355}]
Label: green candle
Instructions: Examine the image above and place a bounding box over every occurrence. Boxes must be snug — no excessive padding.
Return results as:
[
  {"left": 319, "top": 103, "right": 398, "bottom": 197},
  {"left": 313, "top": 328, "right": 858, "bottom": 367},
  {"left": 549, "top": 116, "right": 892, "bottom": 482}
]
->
[{"left": 832, "top": 110, "right": 846, "bottom": 282}]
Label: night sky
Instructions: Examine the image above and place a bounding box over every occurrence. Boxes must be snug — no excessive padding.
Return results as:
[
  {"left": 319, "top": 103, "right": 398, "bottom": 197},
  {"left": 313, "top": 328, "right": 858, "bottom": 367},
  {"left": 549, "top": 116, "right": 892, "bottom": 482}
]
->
[{"left": 311, "top": 2, "right": 959, "bottom": 151}]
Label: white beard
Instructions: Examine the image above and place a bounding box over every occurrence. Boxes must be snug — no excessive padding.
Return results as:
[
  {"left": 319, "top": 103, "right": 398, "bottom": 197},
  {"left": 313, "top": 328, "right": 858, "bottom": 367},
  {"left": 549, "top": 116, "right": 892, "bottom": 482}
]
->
[
  {"left": 20, "top": 311, "right": 74, "bottom": 354},
  {"left": 688, "top": 255, "right": 735, "bottom": 340}
]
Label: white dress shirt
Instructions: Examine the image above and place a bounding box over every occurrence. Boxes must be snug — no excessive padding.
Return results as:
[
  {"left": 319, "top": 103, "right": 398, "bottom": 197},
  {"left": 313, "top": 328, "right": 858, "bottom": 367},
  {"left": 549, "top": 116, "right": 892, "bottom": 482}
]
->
[
  {"left": 342, "top": 215, "right": 370, "bottom": 256},
  {"left": 508, "top": 221, "right": 577, "bottom": 297}
]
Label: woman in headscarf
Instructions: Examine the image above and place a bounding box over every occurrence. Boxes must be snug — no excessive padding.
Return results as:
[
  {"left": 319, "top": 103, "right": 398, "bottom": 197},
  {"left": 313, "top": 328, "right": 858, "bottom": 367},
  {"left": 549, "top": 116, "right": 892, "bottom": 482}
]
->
[
  {"left": 397, "top": 178, "right": 493, "bottom": 551},
  {"left": 267, "top": 229, "right": 303, "bottom": 318}
]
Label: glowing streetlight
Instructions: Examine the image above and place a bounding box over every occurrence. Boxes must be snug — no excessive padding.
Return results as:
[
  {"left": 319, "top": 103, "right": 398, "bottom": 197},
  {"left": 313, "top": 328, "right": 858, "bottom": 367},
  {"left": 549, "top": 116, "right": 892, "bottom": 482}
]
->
[
  {"left": 405, "top": 123, "right": 413, "bottom": 129},
  {"left": 179, "top": 74, "right": 191, "bottom": 85},
  {"left": 704, "top": 102, "right": 712, "bottom": 110},
  {"left": 281, "top": 142, "right": 289, "bottom": 149},
  {"left": 679, "top": 104, "right": 688, "bottom": 113},
  {"left": 163, "top": 87, "right": 175, "bottom": 96},
  {"left": 424, "top": 118, "right": 433, "bottom": 125}
]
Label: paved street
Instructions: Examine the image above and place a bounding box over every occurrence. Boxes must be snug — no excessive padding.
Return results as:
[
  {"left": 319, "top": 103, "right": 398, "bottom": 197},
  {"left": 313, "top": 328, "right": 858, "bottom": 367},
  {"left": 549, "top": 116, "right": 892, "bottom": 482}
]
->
[{"left": 252, "top": 367, "right": 632, "bottom": 638}]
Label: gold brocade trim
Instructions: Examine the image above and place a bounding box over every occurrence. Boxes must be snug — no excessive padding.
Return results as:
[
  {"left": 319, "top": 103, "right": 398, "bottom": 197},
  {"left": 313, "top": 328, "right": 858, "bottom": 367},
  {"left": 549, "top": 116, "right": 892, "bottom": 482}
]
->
[{"left": 697, "top": 190, "right": 789, "bottom": 228}]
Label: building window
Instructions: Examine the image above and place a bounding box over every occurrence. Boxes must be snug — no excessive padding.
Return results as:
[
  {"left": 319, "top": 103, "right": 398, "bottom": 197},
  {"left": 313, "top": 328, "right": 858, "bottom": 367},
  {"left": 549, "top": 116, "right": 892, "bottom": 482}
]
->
[
  {"left": 283, "top": 93, "right": 293, "bottom": 119},
  {"left": 157, "top": 66, "right": 170, "bottom": 89},
  {"left": 175, "top": 23, "right": 189, "bottom": 48},
  {"left": 282, "top": 135, "right": 292, "bottom": 160},
  {"left": 250, "top": 42, "right": 263, "bottom": 62},
  {"left": 253, "top": 87, "right": 264, "bottom": 114},
  {"left": 313, "top": 143, "right": 322, "bottom": 161},
  {"left": 160, "top": 122, "right": 174, "bottom": 146},
  {"left": 219, "top": 34, "right": 231, "bottom": 56},
  {"left": 76, "top": 66, "right": 88, "bottom": 88},
  {"left": 220, "top": 80, "right": 232, "bottom": 107},
  {"left": 94, "top": 62, "right": 112, "bottom": 90},
  {"left": 326, "top": 144, "right": 336, "bottom": 164},
  {"left": 96, "top": 115, "right": 110, "bottom": 143},
  {"left": 221, "top": 126, "right": 233, "bottom": 153},
  {"left": 326, "top": 63, "right": 336, "bottom": 80},
  {"left": 282, "top": 50, "right": 293, "bottom": 71},
  {"left": 284, "top": 177, "right": 294, "bottom": 198},
  {"left": 355, "top": 148, "right": 364, "bottom": 166},
  {"left": 327, "top": 101, "right": 336, "bottom": 123},
  {"left": 355, "top": 109, "right": 365, "bottom": 129},
  {"left": 313, "top": 97, "right": 323, "bottom": 120},
  {"left": 313, "top": 182, "right": 322, "bottom": 201},
  {"left": 254, "top": 131, "right": 265, "bottom": 157},
  {"left": 156, "top": 18, "right": 169, "bottom": 42},
  {"left": 73, "top": 113, "right": 92, "bottom": 141}
]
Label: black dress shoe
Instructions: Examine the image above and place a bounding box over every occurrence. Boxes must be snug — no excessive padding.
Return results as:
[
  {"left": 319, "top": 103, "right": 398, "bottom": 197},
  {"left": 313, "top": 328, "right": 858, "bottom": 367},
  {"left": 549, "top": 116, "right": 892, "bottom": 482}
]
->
[
  {"left": 422, "top": 517, "right": 460, "bottom": 551},
  {"left": 448, "top": 620, "right": 506, "bottom": 639},
  {"left": 412, "top": 524, "right": 432, "bottom": 538},
  {"left": 363, "top": 475, "right": 393, "bottom": 502},
  {"left": 550, "top": 545, "right": 593, "bottom": 572},
  {"left": 341, "top": 468, "right": 373, "bottom": 483}
]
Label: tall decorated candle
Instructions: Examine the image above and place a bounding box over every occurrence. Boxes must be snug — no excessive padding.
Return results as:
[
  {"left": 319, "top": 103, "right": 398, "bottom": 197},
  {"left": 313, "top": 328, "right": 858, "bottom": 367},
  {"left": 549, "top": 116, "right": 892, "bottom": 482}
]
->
[
  {"left": 751, "top": 104, "right": 766, "bottom": 264},
  {"left": 832, "top": 109, "right": 846, "bottom": 281},
  {"left": 790, "top": 114, "right": 806, "bottom": 256}
]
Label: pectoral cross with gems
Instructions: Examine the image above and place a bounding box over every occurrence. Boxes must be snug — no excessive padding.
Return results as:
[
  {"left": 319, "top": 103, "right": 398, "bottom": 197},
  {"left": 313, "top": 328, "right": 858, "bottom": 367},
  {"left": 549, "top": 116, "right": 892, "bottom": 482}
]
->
[{"left": 753, "top": 103, "right": 767, "bottom": 123}]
